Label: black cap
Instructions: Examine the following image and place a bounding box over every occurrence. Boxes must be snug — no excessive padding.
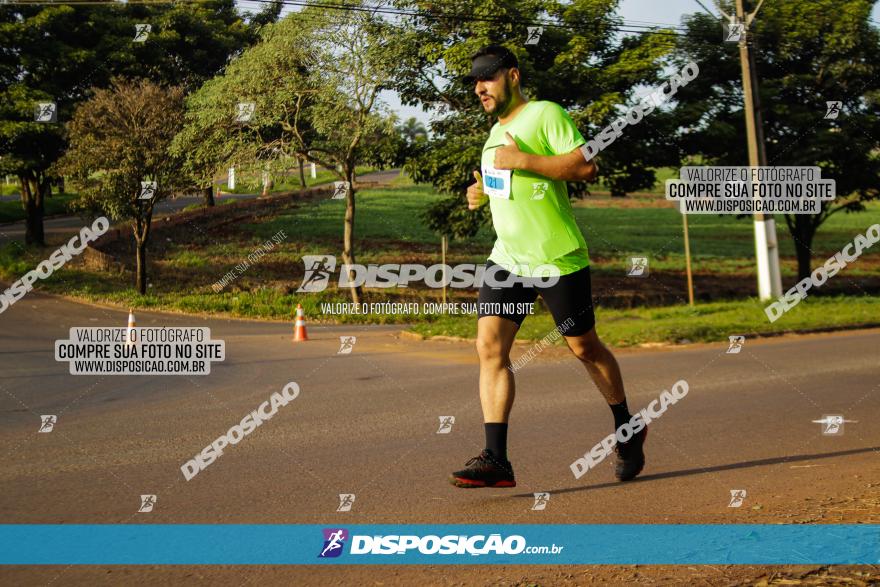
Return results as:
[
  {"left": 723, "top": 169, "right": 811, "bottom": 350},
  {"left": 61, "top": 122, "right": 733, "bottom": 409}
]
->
[{"left": 464, "top": 45, "right": 518, "bottom": 83}]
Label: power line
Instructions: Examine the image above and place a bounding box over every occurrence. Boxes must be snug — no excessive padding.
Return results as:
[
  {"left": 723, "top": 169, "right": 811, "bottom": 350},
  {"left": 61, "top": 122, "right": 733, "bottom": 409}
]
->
[{"left": 237, "top": 0, "right": 687, "bottom": 37}]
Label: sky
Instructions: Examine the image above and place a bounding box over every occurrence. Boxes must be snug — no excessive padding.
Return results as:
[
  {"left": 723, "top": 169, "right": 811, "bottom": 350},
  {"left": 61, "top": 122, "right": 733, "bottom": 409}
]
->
[
  {"left": 236, "top": 0, "right": 880, "bottom": 129},
  {"left": 382, "top": 0, "right": 703, "bottom": 127}
]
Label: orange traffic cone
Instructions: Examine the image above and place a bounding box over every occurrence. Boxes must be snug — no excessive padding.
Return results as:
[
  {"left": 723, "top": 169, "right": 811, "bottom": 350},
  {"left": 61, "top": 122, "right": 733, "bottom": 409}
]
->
[
  {"left": 293, "top": 304, "right": 309, "bottom": 341},
  {"left": 126, "top": 308, "right": 136, "bottom": 346}
]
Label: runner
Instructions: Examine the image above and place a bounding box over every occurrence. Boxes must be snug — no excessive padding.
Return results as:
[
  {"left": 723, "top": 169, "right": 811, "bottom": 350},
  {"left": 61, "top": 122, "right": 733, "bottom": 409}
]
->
[{"left": 450, "top": 45, "right": 647, "bottom": 488}]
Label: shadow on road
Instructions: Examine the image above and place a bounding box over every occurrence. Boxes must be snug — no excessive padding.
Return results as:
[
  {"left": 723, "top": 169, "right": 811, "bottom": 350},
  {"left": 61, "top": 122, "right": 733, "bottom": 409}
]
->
[{"left": 514, "top": 445, "right": 880, "bottom": 498}]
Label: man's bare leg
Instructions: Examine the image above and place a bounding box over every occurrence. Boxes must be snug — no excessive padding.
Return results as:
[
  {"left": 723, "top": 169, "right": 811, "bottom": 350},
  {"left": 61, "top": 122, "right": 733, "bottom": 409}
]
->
[
  {"left": 565, "top": 326, "right": 647, "bottom": 481},
  {"left": 563, "top": 326, "right": 626, "bottom": 404},
  {"left": 477, "top": 315, "right": 519, "bottom": 424},
  {"left": 449, "top": 316, "right": 520, "bottom": 488}
]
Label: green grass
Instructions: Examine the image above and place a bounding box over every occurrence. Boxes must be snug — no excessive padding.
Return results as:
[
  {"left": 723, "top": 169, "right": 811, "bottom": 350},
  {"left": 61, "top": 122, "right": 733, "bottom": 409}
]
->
[
  {"left": 182, "top": 198, "right": 239, "bottom": 213},
  {"left": 219, "top": 165, "right": 377, "bottom": 194},
  {"left": 0, "top": 193, "right": 78, "bottom": 223},
  {"left": 1, "top": 182, "right": 20, "bottom": 197},
  {"left": 250, "top": 183, "right": 493, "bottom": 251},
  {"left": 2, "top": 183, "right": 878, "bottom": 346},
  {"left": 410, "top": 296, "right": 880, "bottom": 346},
  {"left": 573, "top": 202, "right": 880, "bottom": 277}
]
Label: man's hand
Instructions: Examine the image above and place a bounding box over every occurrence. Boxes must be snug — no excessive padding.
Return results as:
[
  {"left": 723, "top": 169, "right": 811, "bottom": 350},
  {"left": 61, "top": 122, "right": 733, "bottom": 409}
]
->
[
  {"left": 466, "top": 170, "right": 488, "bottom": 210},
  {"left": 493, "top": 131, "right": 526, "bottom": 170}
]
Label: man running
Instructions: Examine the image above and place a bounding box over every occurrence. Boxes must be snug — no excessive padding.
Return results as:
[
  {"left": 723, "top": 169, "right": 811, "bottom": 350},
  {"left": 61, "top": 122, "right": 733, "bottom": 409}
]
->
[{"left": 450, "top": 45, "right": 646, "bottom": 488}]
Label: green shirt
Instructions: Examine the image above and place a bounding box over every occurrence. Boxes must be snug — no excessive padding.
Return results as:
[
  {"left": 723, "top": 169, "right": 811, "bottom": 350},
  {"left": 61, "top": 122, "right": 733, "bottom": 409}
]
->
[{"left": 480, "top": 100, "right": 590, "bottom": 277}]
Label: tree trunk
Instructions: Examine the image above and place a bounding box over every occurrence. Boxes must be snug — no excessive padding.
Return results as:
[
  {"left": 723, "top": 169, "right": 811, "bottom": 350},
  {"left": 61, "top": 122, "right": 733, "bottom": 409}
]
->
[
  {"left": 297, "top": 157, "right": 306, "bottom": 187},
  {"left": 20, "top": 174, "right": 46, "bottom": 246},
  {"left": 203, "top": 185, "right": 215, "bottom": 207},
  {"left": 341, "top": 164, "right": 363, "bottom": 305},
  {"left": 792, "top": 215, "right": 815, "bottom": 281},
  {"left": 136, "top": 239, "right": 148, "bottom": 295},
  {"left": 134, "top": 207, "right": 153, "bottom": 295}
]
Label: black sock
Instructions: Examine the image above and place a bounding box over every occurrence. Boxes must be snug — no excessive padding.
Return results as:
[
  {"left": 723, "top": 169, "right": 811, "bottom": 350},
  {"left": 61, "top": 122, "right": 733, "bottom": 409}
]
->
[
  {"left": 609, "top": 400, "right": 632, "bottom": 431},
  {"left": 484, "top": 423, "right": 508, "bottom": 461}
]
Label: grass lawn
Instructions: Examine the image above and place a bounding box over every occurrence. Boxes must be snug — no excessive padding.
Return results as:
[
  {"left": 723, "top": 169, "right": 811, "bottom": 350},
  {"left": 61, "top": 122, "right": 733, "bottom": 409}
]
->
[
  {"left": 218, "top": 165, "right": 376, "bottom": 194},
  {"left": 572, "top": 203, "right": 880, "bottom": 277},
  {"left": 0, "top": 193, "right": 78, "bottom": 223},
  {"left": 409, "top": 296, "right": 880, "bottom": 347},
  {"left": 1, "top": 177, "right": 878, "bottom": 345}
]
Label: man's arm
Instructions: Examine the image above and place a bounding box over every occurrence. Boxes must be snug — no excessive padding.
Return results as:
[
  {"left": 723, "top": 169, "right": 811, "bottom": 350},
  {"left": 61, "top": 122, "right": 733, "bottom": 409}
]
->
[
  {"left": 493, "top": 131, "right": 598, "bottom": 182},
  {"left": 519, "top": 147, "right": 598, "bottom": 182}
]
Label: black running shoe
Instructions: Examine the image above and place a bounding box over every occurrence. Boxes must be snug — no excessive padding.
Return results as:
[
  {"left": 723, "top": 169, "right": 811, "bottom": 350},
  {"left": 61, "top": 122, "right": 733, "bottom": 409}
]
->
[
  {"left": 450, "top": 449, "right": 516, "bottom": 488},
  {"left": 614, "top": 425, "right": 648, "bottom": 482}
]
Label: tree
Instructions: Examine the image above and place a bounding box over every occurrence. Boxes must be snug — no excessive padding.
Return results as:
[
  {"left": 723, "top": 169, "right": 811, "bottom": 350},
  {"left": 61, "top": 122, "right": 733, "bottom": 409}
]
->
[
  {"left": 671, "top": 0, "right": 880, "bottom": 280},
  {"left": 0, "top": 1, "right": 275, "bottom": 243},
  {"left": 175, "top": 2, "right": 401, "bottom": 304},
  {"left": 385, "top": 0, "right": 676, "bottom": 238},
  {"left": 0, "top": 85, "right": 66, "bottom": 245},
  {"left": 398, "top": 116, "right": 428, "bottom": 147},
  {"left": 57, "top": 79, "right": 188, "bottom": 294},
  {"left": 0, "top": 3, "right": 121, "bottom": 245}
]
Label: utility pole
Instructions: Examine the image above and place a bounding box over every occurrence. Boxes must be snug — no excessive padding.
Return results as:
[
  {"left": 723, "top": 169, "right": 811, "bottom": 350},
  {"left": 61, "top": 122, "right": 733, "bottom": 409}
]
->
[{"left": 714, "top": 0, "right": 783, "bottom": 300}]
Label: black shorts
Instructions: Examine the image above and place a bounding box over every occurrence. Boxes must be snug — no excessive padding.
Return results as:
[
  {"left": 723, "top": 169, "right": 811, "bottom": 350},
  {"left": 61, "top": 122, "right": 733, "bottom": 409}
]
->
[{"left": 477, "top": 260, "right": 596, "bottom": 336}]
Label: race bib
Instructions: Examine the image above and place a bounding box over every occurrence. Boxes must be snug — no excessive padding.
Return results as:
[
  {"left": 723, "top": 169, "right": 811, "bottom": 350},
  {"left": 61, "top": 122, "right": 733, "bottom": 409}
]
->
[{"left": 482, "top": 165, "right": 512, "bottom": 199}]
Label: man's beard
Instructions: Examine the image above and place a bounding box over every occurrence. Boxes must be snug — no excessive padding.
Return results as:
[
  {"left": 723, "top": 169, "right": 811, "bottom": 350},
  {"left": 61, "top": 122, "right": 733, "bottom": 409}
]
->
[{"left": 487, "top": 78, "right": 512, "bottom": 116}]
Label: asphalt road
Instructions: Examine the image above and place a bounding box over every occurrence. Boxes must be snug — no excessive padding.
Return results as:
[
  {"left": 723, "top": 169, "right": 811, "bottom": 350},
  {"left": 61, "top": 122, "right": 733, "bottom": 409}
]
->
[
  {"left": 0, "top": 193, "right": 259, "bottom": 247},
  {"left": 0, "top": 291, "right": 877, "bottom": 585}
]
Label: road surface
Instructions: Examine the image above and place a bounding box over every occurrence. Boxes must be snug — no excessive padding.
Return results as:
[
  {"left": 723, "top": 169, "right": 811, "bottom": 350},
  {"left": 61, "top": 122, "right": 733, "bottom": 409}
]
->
[
  {"left": 0, "top": 193, "right": 259, "bottom": 247},
  {"left": 0, "top": 290, "right": 877, "bottom": 585}
]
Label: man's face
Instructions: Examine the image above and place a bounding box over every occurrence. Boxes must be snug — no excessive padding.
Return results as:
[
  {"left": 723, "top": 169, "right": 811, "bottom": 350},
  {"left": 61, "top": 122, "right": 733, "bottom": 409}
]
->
[{"left": 474, "top": 68, "right": 514, "bottom": 115}]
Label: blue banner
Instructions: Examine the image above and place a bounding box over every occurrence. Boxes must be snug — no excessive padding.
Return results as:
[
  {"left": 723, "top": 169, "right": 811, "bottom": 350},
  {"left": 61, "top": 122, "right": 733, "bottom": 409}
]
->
[{"left": 1, "top": 524, "right": 876, "bottom": 565}]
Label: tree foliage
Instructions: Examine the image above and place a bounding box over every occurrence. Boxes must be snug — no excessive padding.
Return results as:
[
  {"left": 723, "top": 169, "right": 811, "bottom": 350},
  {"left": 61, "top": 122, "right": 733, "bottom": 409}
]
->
[
  {"left": 384, "top": 0, "right": 676, "bottom": 237},
  {"left": 57, "top": 79, "right": 187, "bottom": 294},
  {"left": 671, "top": 0, "right": 880, "bottom": 279}
]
